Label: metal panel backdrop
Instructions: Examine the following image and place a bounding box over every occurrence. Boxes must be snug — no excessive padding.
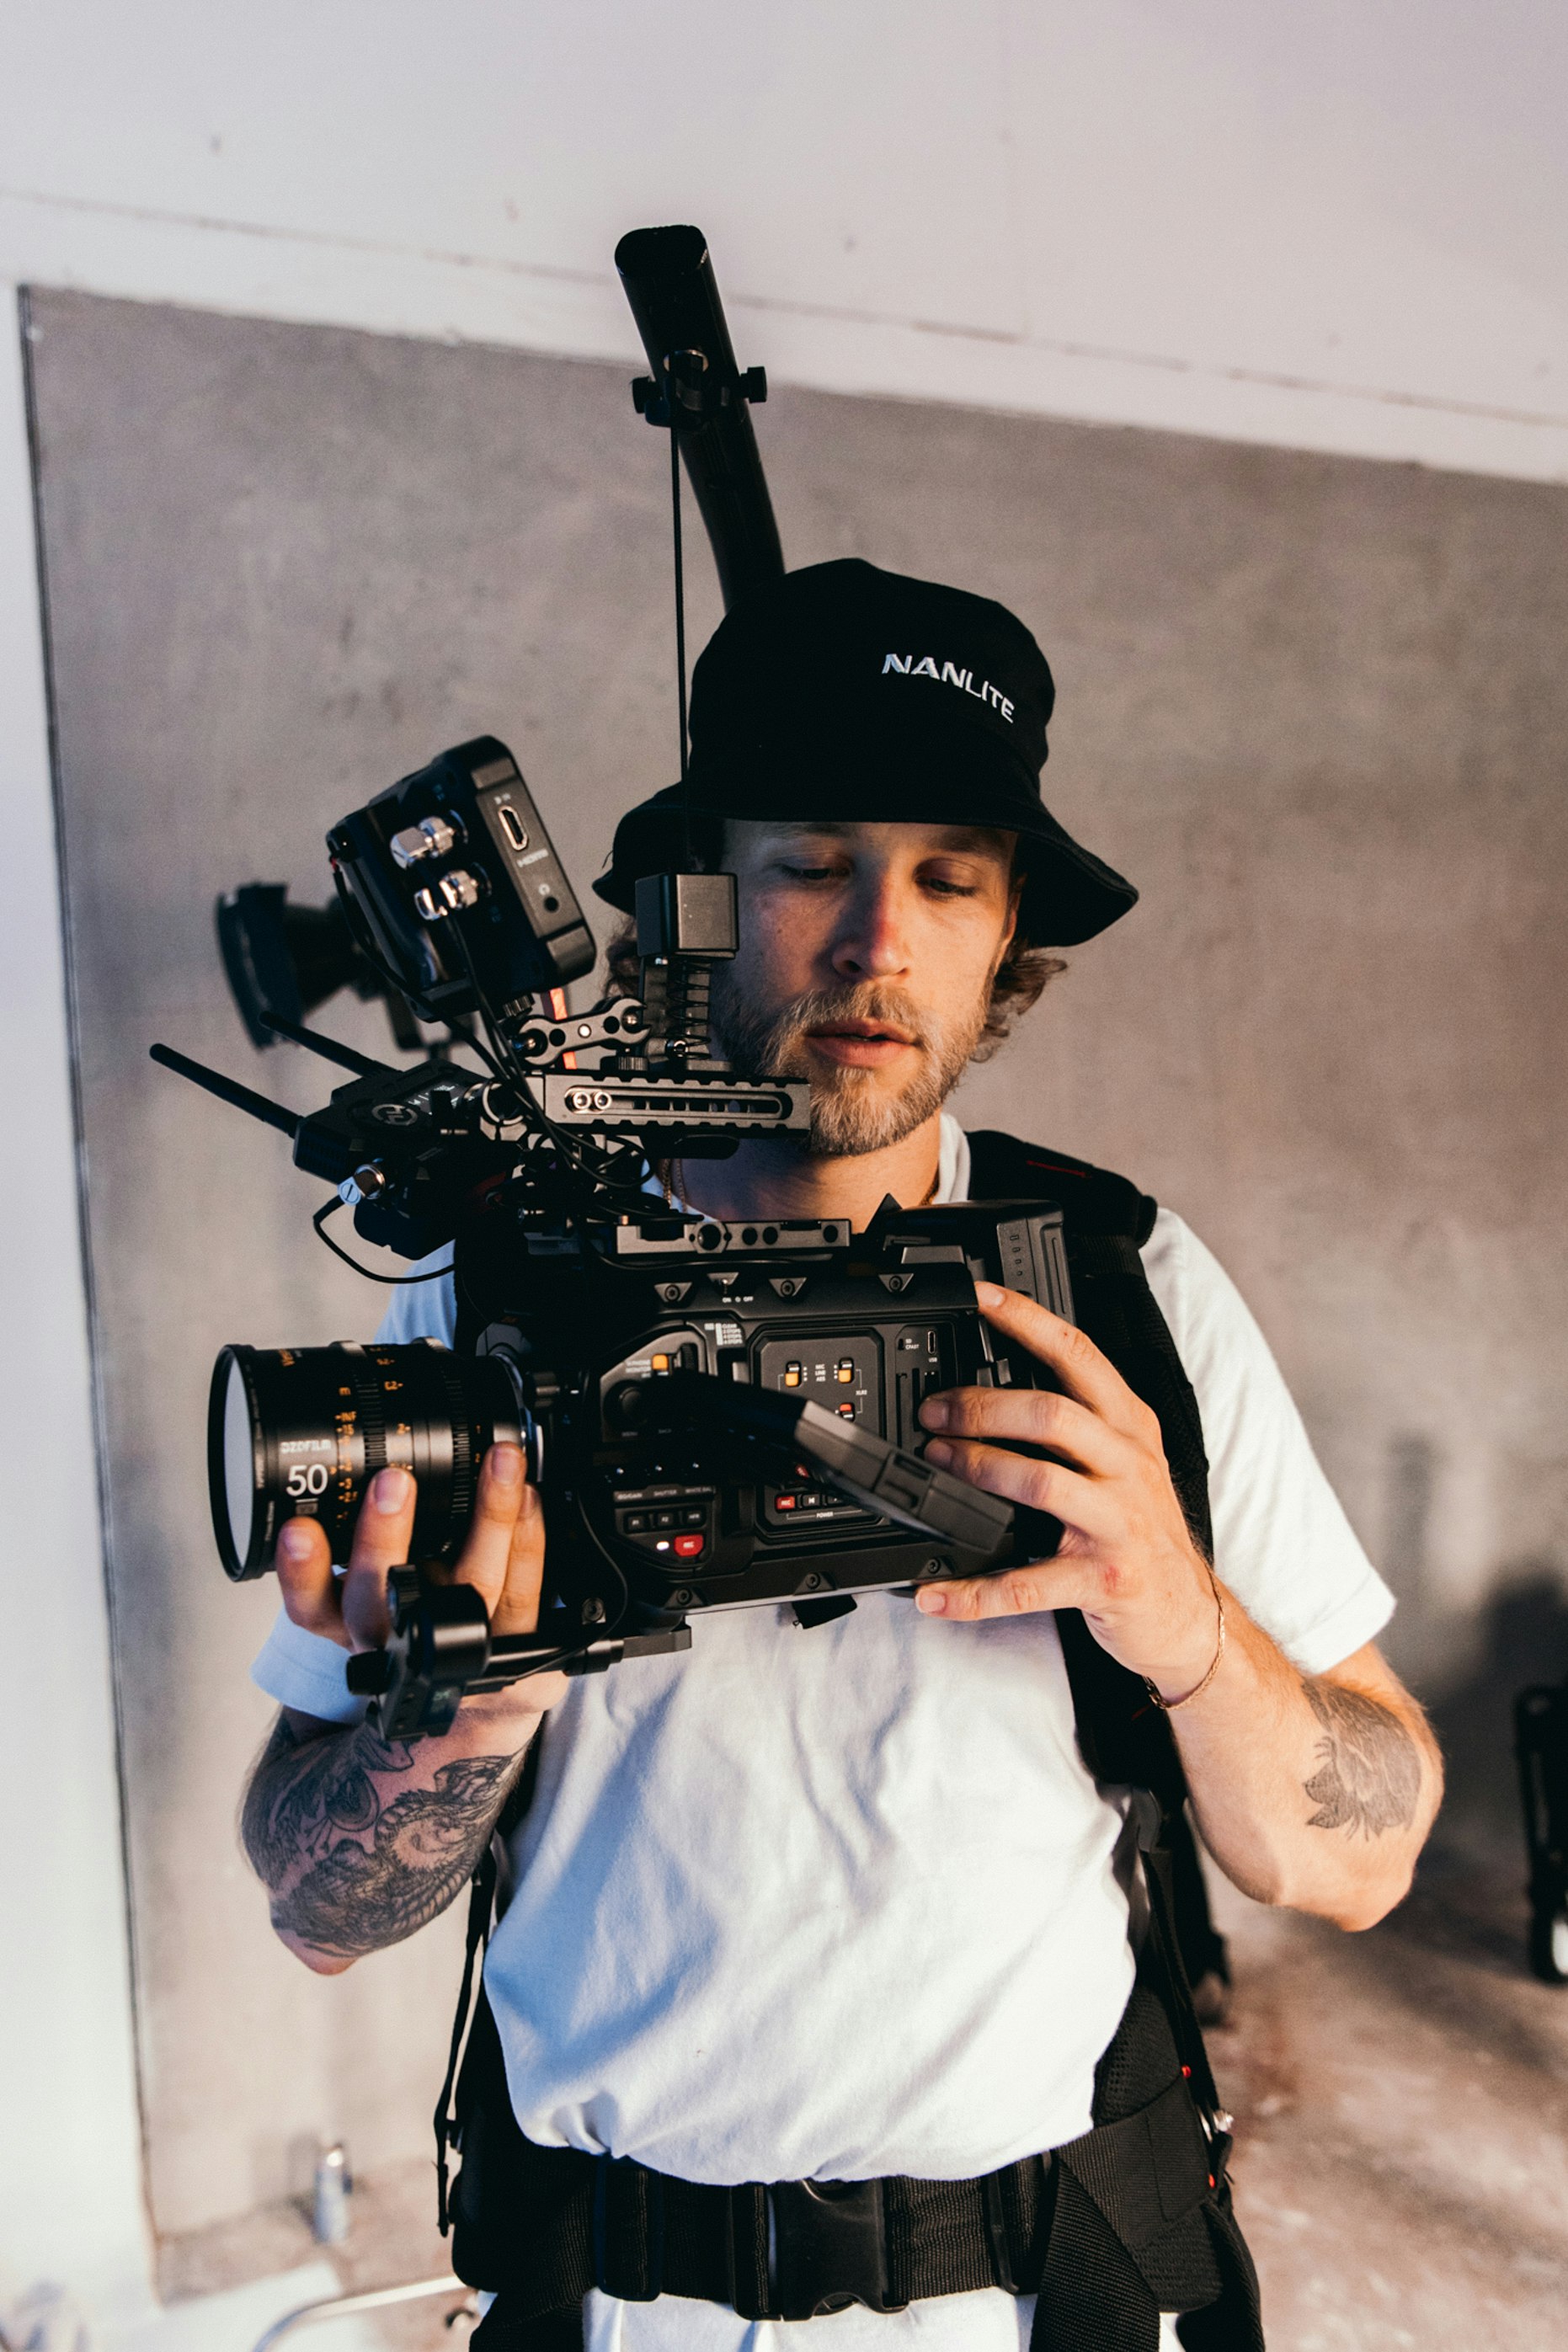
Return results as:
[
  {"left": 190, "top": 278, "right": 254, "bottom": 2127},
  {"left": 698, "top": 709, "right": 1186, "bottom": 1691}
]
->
[{"left": 27, "top": 289, "right": 1568, "bottom": 2243}]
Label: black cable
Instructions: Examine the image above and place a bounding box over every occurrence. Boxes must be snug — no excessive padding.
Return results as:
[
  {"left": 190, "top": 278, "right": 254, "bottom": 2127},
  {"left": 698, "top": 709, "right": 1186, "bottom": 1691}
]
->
[
  {"left": 329, "top": 877, "right": 504, "bottom": 1091},
  {"left": 429, "top": 926, "right": 610, "bottom": 1229},
  {"left": 331, "top": 866, "right": 443, "bottom": 1029},
  {"left": 446, "top": 931, "right": 606, "bottom": 1205},
  {"left": 311, "top": 1195, "right": 457, "bottom": 1284},
  {"left": 443, "top": 925, "right": 531, "bottom": 1092}
]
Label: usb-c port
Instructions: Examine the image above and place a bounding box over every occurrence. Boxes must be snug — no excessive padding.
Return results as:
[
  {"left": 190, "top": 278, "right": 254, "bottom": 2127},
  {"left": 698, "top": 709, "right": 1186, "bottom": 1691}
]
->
[{"left": 498, "top": 805, "right": 528, "bottom": 853}]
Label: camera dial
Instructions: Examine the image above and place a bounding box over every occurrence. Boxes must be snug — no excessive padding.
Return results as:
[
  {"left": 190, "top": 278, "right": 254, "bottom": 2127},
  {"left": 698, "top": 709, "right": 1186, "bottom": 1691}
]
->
[
  {"left": 413, "top": 869, "right": 483, "bottom": 921},
  {"left": 390, "top": 813, "right": 460, "bottom": 868}
]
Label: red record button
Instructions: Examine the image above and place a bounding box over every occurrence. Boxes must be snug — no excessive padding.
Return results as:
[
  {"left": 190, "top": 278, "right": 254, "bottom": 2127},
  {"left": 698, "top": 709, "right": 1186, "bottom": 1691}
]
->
[{"left": 673, "top": 1532, "right": 705, "bottom": 1558}]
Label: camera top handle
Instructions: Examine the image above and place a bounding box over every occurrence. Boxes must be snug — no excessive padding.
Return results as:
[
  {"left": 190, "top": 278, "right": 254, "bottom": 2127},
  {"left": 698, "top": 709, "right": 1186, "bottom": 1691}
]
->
[{"left": 616, "top": 225, "right": 783, "bottom": 614}]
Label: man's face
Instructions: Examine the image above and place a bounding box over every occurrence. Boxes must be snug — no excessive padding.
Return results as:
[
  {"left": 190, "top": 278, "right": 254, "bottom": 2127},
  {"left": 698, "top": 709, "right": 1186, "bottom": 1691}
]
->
[{"left": 710, "top": 819, "right": 1019, "bottom": 1156}]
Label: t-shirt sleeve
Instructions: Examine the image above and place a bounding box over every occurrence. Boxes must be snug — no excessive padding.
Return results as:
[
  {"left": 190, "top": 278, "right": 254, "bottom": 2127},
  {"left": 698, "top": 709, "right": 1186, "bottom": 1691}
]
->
[
  {"left": 371, "top": 1244, "right": 457, "bottom": 1347},
  {"left": 251, "top": 1610, "right": 367, "bottom": 1724},
  {"left": 1140, "top": 1210, "right": 1394, "bottom": 1677},
  {"left": 248, "top": 1250, "right": 458, "bottom": 1718}
]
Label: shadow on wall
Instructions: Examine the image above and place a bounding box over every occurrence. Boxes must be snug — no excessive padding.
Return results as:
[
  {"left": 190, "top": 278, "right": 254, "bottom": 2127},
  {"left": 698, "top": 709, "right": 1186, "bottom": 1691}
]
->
[
  {"left": 1427, "top": 1569, "right": 1568, "bottom": 1853},
  {"left": 1372, "top": 1430, "right": 1568, "bottom": 1857}
]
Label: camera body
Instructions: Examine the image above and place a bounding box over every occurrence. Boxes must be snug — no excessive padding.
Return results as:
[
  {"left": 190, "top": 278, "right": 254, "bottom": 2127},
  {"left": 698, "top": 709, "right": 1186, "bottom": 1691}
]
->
[{"left": 456, "top": 1189, "right": 1072, "bottom": 1634}]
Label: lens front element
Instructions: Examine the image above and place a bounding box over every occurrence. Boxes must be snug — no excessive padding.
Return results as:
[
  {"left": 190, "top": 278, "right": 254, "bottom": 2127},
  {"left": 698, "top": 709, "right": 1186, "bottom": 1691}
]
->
[
  {"left": 222, "top": 1354, "right": 258, "bottom": 1570},
  {"left": 207, "top": 1341, "right": 524, "bottom": 1581}
]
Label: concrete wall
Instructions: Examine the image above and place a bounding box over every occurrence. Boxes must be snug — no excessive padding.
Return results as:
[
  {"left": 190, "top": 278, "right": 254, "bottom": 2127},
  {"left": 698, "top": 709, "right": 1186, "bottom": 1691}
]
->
[{"left": 26, "top": 286, "right": 1568, "bottom": 2241}]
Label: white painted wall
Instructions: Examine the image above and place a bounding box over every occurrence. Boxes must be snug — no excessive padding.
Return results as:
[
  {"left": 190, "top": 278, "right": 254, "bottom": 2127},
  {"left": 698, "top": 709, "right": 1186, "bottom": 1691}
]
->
[
  {"left": 2, "top": 0, "right": 1564, "bottom": 2319},
  {"left": 2, "top": 0, "right": 1565, "bottom": 481},
  {"left": 0, "top": 298, "right": 153, "bottom": 2323}
]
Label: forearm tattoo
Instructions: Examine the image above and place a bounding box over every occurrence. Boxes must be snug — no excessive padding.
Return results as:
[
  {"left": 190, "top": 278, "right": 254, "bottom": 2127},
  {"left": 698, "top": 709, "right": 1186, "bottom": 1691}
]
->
[
  {"left": 241, "top": 1715, "right": 526, "bottom": 1959},
  {"left": 1301, "top": 1679, "right": 1422, "bottom": 1838}
]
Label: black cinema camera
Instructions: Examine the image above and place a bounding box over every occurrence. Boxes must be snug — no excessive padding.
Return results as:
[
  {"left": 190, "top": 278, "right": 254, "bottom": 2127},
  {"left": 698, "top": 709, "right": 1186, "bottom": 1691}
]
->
[{"left": 155, "top": 227, "right": 1072, "bottom": 1737}]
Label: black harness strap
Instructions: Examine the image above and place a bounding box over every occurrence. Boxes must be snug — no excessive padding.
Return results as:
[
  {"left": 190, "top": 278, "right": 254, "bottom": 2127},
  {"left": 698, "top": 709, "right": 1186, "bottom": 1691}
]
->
[
  {"left": 963, "top": 1131, "right": 1211, "bottom": 1558},
  {"left": 965, "top": 1133, "right": 1258, "bottom": 2349},
  {"left": 967, "top": 1129, "right": 1230, "bottom": 1989},
  {"left": 435, "top": 1729, "right": 546, "bottom": 2232},
  {"left": 460, "top": 1971, "right": 1252, "bottom": 2348}
]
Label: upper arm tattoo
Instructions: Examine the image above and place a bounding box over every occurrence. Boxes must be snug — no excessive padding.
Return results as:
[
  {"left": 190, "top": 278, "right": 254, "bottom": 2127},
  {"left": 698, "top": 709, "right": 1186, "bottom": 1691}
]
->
[
  {"left": 242, "top": 1715, "right": 526, "bottom": 1960},
  {"left": 1301, "top": 1679, "right": 1422, "bottom": 1838}
]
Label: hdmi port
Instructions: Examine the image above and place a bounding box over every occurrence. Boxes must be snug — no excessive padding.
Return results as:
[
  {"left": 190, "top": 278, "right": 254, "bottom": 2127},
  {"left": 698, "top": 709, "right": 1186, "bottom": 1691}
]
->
[{"left": 498, "top": 804, "right": 529, "bottom": 852}]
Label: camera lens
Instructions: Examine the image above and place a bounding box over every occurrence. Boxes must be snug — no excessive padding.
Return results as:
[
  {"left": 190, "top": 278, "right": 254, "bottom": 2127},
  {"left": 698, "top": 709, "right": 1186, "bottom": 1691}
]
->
[{"left": 208, "top": 1341, "right": 525, "bottom": 1581}]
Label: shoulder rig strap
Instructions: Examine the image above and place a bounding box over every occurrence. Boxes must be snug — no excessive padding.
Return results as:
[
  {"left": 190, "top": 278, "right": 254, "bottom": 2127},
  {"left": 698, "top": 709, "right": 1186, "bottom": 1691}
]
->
[
  {"left": 964, "top": 1129, "right": 1157, "bottom": 1246},
  {"left": 964, "top": 1130, "right": 1233, "bottom": 2054},
  {"left": 963, "top": 1128, "right": 1209, "bottom": 1558},
  {"left": 964, "top": 1128, "right": 1213, "bottom": 1762}
]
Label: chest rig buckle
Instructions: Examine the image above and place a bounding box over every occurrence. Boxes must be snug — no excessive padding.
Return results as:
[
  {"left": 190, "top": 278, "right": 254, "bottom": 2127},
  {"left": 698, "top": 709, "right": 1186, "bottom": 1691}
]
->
[{"left": 755, "top": 2176, "right": 907, "bottom": 2321}]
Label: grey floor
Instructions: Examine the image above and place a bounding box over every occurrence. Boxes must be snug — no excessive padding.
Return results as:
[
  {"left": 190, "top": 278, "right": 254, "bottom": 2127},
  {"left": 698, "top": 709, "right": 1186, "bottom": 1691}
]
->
[
  {"left": 1208, "top": 1853, "right": 1568, "bottom": 2349},
  {"left": 157, "top": 1851, "right": 1568, "bottom": 2349}
]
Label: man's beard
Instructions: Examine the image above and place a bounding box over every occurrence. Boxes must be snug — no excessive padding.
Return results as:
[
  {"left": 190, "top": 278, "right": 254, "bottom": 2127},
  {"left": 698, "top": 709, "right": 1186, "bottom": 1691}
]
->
[{"left": 710, "top": 973, "right": 990, "bottom": 1157}]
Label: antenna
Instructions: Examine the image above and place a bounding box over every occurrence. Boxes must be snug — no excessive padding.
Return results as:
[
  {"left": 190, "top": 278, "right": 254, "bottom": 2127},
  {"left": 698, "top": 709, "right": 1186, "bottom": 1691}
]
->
[
  {"left": 148, "top": 1043, "right": 301, "bottom": 1140},
  {"left": 257, "top": 1011, "right": 387, "bottom": 1077}
]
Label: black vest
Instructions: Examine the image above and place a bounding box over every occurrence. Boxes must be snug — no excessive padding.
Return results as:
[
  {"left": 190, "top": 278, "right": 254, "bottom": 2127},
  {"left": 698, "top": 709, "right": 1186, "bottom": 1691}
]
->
[{"left": 441, "top": 1134, "right": 1265, "bottom": 2350}]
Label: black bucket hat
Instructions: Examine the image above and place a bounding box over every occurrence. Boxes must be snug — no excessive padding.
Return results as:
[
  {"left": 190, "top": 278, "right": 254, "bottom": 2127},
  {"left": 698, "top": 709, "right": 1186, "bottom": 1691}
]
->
[{"left": 595, "top": 557, "right": 1137, "bottom": 946}]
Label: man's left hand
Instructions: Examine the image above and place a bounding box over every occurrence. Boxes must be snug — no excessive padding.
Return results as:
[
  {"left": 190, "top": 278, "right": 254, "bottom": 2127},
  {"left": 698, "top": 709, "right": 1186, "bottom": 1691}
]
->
[{"left": 916, "top": 1280, "right": 1221, "bottom": 1703}]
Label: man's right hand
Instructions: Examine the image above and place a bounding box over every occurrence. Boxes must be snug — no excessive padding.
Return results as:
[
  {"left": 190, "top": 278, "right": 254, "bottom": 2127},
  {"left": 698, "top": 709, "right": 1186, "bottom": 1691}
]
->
[
  {"left": 275, "top": 1444, "right": 570, "bottom": 1715},
  {"left": 243, "top": 1444, "right": 566, "bottom": 1973}
]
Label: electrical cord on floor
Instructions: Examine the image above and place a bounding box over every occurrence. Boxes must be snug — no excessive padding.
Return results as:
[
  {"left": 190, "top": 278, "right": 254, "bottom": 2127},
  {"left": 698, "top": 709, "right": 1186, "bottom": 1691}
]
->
[{"left": 248, "top": 2275, "right": 477, "bottom": 2349}]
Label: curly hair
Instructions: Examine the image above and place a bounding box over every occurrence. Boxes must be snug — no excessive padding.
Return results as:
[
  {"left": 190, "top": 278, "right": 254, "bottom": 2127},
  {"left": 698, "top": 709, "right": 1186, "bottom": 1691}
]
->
[
  {"left": 600, "top": 827, "right": 1065, "bottom": 1065},
  {"left": 973, "top": 931, "right": 1067, "bottom": 1059}
]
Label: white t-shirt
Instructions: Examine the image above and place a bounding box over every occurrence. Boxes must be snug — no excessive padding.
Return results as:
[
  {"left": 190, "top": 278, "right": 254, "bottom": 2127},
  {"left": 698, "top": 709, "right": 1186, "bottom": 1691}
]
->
[{"left": 253, "top": 1115, "right": 1393, "bottom": 2351}]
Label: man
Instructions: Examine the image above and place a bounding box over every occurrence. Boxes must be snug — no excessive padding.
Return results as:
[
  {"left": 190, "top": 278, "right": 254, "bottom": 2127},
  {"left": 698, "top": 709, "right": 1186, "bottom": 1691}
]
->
[{"left": 244, "top": 560, "right": 1440, "bottom": 2348}]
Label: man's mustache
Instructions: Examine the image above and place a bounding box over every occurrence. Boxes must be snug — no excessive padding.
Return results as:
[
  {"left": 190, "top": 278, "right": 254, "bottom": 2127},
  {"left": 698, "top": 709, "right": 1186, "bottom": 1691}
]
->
[{"left": 723, "top": 985, "right": 933, "bottom": 1073}]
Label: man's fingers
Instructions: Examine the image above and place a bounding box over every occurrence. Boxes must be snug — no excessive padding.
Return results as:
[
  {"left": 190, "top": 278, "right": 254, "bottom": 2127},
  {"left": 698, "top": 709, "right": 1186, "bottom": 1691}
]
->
[
  {"left": 346, "top": 1465, "right": 418, "bottom": 1572},
  {"left": 341, "top": 1464, "right": 417, "bottom": 1650},
  {"left": 491, "top": 1471, "right": 547, "bottom": 1637},
  {"left": 973, "top": 1282, "right": 1155, "bottom": 1437},
  {"left": 920, "top": 1383, "right": 1123, "bottom": 1472},
  {"left": 275, "top": 1517, "right": 344, "bottom": 1644},
  {"left": 916, "top": 1557, "right": 1091, "bottom": 1622},
  {"left": 922, "top": 1435, "right": 1118, "bottom": 1544},
  {"left": 453, "top": 1445, "right": 531, "bottom": 1619}
]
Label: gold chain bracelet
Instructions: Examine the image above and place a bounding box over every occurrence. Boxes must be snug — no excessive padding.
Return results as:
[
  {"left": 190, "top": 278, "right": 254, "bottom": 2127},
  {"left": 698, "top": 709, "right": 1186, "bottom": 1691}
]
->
[{"left": 1144, "top": 1565, "right": 1226, "bottom": 1714}]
